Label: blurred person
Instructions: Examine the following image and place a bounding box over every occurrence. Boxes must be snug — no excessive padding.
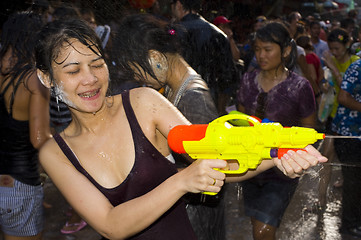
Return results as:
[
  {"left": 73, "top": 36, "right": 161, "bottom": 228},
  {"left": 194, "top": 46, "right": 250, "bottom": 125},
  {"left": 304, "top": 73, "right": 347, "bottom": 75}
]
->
[
  {"left": 290, "top": 22, "right": 319, "bottom": 95},
  {"left": 287, "top": 11, "right": 302, "bottom": 38},
  {"left": 51, "top": 3, "right": 80, "bottom": 22},
  {"left": 323, "top": 28, "right": 359, "bottom": 121},
  {"left": 341, "top": 18, "right": 356, "bottom": 43},
  {"left": 296, "top": 35, "right": 323, "bottom": 102},
  {"left": 236, "top": 21, "right": 317, "bottom": 240},
  {"left": 330, "top": 19, "right": 341, "bottom": 31},
  {"left": 244, "top": 16, "right": 268, "bottom": 73},
  {"left": 35, "top": 18, "right": 327, "bottom": 240},
  {"left": 0, "top": 11, "right": 51, "bottom": 240},
  {"left": 213, "top": 15, "right": 240, "bottom": 61},
  {"left": 28, "top": 0, "right": 51, "bottom": 23},
  {"left": 309, "top": 21, "right": 329, "bottom": 65},
  {"left": 79, "top": 8, "right": 111, "bottom": 50},
  {"left": 350, "top": 23, "right": 361, "bottom": 57},
  {"left": 318, "top": 27, "right": 360, "bottom": 207},
  {"left": 331, "top": 59, "right": 361, "bottom": 238},
  {"left": 170, "top": 0, "right": 237, "bottom": 115},
  {"left": 254, "top": 15, "right": 267, "bottom": 32}
]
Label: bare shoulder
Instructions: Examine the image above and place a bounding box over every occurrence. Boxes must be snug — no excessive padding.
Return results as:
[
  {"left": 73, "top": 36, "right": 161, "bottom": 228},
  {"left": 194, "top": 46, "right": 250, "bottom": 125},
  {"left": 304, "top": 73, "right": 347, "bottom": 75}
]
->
[
  {"left": 128, "top": 87, "right": 174, "bottom": 111},
  {"left": 129, "top": 87, "right": 165, "bottom": 101},
  {"left": 39, "top": 136, "right": 66, "bottom": 168}
]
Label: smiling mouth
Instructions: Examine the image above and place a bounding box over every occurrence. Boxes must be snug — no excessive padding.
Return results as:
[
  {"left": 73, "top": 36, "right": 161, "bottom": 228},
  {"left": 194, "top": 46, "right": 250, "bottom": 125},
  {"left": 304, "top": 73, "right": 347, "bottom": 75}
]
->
[{"left": 78, "top": 89, "right": 100, "bottom": 98}]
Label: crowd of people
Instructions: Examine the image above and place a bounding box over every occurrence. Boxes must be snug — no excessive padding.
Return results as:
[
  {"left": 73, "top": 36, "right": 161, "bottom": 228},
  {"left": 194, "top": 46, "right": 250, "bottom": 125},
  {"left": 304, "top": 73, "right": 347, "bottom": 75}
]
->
[{"left": 1, "top": 0, "right": 361, "bottom": 239}]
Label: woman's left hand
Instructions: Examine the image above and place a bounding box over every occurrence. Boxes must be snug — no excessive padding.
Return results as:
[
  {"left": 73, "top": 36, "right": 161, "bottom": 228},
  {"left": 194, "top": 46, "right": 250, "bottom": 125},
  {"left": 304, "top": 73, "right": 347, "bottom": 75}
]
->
[{"left": 273, "top": 145, "right": 328, "bottom": 178}]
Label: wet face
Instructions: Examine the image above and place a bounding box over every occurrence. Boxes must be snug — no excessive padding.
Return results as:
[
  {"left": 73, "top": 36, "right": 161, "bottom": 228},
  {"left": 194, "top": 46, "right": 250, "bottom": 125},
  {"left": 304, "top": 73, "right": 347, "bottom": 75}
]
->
[
  {"left": 328, "top": 41, "right": 348, "bottom": 62},
  {"left": 51, "top": 39, "right": 109, "bottom": 113},
  {"left": 254, "top": 39, "right": 283, "bottom": 71}
]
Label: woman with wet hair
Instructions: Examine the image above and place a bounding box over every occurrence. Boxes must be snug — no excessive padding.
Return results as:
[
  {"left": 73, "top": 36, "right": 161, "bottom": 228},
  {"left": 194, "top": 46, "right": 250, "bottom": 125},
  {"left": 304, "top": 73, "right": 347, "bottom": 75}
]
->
[
  {"left": 0, "top": 11, "right": 51, "bottom": 240},
  {"left": 236, "top": 21, "right": 317, "bottom": 240},
  {"left": 35, "top": 18, "right": 326, "bottom": 240}
]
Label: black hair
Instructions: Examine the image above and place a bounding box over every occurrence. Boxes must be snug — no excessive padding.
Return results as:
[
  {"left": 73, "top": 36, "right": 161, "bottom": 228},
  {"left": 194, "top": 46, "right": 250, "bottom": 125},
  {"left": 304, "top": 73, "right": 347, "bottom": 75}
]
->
[
  {"left": 252, "top": 21, "right": 297, "bottom": 70},
  {"left": 0, "top": 11, "right": 43, "bottom": 88},
  {"left": 327, "top": 27, "right": 350, "bottom": 45},
  {"left": 296, "top": 35, "right": 314, "bottom": 51},
  {"left": 112, "top": 14, "right": 181, "bottom": 85},
  {"left": 35, "top": 18, "right": 104, "bottom": 84}
]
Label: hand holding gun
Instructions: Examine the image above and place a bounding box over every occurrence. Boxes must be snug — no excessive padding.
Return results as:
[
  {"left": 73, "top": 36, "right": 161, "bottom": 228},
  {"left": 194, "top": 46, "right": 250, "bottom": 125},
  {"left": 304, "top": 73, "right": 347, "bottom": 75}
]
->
[{"left": 168, "top": 113, "right": 325, "bottom": 175}]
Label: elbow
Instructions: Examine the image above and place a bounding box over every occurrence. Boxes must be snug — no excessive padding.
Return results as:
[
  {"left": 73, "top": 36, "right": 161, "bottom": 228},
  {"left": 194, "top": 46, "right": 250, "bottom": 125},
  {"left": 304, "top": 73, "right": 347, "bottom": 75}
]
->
[{"left": 31, "top": 134, "right": 52, "bottom": 150}]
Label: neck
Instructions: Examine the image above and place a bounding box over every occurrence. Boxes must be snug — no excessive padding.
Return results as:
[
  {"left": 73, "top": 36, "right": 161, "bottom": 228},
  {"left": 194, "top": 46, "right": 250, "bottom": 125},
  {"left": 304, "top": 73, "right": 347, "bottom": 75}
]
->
[
  {"left": 337, "top": 52, "right": 351, "bottom": 64},
  {"left": 311, "top": 36, "right": 319, "bottom": 44},
  {"left": 167, "top": 54, "right": 195, "bottom": 91},
  {"left": 67, "top": 96, "right": 114, "bottom": 136},
  {"left": 261, "top": 66, "right": 287, "bottom": 81}
]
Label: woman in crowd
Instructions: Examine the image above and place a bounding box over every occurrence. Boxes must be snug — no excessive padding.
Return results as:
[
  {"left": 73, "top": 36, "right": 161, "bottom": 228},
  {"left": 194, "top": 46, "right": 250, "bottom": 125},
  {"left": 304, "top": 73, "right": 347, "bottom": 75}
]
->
[
  {"left": 35, "top": 18, "right": 327, "bottom": 240},
  {"left": 318, "top": 27, "right": 359, "bottom": 201},
  {"left": 112, "top": 13, "right": 222, "bottom": 240},
  {"left": 0, "top": 12, "right": 51, "bottom": 240},
  {"left": 236, "top": 21, "right": 317, "bottom": 240}
]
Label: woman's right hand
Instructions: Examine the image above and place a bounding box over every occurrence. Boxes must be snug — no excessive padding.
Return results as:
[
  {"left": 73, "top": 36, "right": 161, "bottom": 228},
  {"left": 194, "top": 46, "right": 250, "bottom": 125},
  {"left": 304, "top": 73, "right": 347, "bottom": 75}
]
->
[{"left": 177, "top": 159, "right": 227, "bottom": 194}]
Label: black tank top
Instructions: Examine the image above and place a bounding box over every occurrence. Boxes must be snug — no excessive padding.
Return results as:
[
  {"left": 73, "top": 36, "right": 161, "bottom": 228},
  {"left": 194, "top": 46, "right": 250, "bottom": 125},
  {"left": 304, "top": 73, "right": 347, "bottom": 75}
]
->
[
  {"left": 54, "top": 90, "right": 196, "bottom": 240},
  {"left": 0, "top": 78, "right": 39, "bottom": 186}
]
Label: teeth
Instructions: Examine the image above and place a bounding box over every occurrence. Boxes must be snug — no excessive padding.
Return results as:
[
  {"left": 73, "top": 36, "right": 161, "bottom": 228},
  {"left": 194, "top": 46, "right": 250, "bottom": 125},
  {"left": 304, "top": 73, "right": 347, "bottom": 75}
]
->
[{"left": 79, "top": 90, "right": 98, "bottom": 98}]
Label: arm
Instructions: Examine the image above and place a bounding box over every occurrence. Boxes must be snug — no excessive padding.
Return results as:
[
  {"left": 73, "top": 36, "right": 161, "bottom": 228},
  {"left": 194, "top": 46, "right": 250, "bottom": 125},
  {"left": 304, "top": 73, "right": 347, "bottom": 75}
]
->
[
  {"left": 322, "top": 51, "right": 343, "bottom": 86},
  {"left": 27, "top": 71, "right": 52, "bottom": 149},
  {"left": 338, "top": 88, "right": 361, "bottom": 112}
]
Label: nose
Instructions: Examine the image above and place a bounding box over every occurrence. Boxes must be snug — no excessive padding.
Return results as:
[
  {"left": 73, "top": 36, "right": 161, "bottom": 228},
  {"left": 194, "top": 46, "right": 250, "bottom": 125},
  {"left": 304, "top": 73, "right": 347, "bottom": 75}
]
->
[
  {"left": 257, "top": 49, "right": 265, "bottom": 59},
  {"left": 82, "top": 68, "right": 98, "bottom": 85}
]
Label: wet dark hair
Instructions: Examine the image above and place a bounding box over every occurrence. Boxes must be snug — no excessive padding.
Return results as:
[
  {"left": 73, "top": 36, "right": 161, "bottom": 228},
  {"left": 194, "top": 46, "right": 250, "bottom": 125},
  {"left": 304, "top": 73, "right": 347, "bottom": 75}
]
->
[
  {"left": 252, "top": 21, "right": 297, "bottom": 70},
  {"left": 0, "top": 11, "right": 44, "bottom": 88},
  {"left": 35, "top": 18, "right": 104, "bottom": 83},
  {"left": 327, "top": 27, "right": 350, "bottom": 45},
  {"left": 112, "top": 14, "right": 180, "bottom": 85}
]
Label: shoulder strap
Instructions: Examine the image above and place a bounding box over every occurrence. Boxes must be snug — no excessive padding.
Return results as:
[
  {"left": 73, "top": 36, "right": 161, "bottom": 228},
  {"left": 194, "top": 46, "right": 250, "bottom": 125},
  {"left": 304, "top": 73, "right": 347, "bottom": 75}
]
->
[{"left": 53, "top": 133, "right": 82, "bottom": 169}]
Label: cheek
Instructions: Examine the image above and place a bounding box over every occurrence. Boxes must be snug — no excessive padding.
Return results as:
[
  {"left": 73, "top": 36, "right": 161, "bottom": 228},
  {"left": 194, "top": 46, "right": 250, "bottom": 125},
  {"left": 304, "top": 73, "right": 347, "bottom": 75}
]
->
[{"left": 53, "top": 82, "right": 76, "bottom": 109}]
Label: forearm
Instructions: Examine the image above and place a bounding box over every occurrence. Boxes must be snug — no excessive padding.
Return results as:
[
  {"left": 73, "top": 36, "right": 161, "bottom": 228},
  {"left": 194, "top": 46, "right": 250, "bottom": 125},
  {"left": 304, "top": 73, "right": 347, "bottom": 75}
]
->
[
  {"left": 226, "top": 159, "right": 275, "bottom": 183},
  {"left": 228, "top": 37, "right": 241, "bottom": 61},
  {"left": 338, "top": 90, "right": 361, "bottom": 112}
]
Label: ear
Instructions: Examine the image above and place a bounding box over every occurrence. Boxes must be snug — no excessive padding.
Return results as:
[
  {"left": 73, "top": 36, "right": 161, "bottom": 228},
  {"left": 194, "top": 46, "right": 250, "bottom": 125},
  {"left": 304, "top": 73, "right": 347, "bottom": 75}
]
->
[
  {"left": 283, "top": 45, "right": 292, "bottom": 58},
  {"left": 37, "top": 69, "right": 52, "bottom": 89},
  {"left": 148, "top": 50, "right": 168, "bottom": 75}
]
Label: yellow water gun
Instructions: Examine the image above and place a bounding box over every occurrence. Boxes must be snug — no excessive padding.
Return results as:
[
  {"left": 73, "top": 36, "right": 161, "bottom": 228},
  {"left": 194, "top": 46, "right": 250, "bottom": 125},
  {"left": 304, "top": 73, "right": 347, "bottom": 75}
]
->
[{"left": 168, "top": 112, "right": 325, "bottom": 175}]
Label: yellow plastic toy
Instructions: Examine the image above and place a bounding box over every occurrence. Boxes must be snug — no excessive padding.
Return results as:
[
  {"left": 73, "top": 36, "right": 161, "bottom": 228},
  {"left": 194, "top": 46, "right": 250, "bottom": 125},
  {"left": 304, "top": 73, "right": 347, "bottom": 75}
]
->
[{"left": 168, "top": 112, "right": 325, "bottom": 175}]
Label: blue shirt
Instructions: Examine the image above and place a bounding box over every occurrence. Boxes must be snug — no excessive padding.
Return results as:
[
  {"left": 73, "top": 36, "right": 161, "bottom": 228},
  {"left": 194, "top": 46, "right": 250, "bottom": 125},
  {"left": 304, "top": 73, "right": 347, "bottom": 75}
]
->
[{"left": 331, "top": 59, "right": 361, "bottom": 138}]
